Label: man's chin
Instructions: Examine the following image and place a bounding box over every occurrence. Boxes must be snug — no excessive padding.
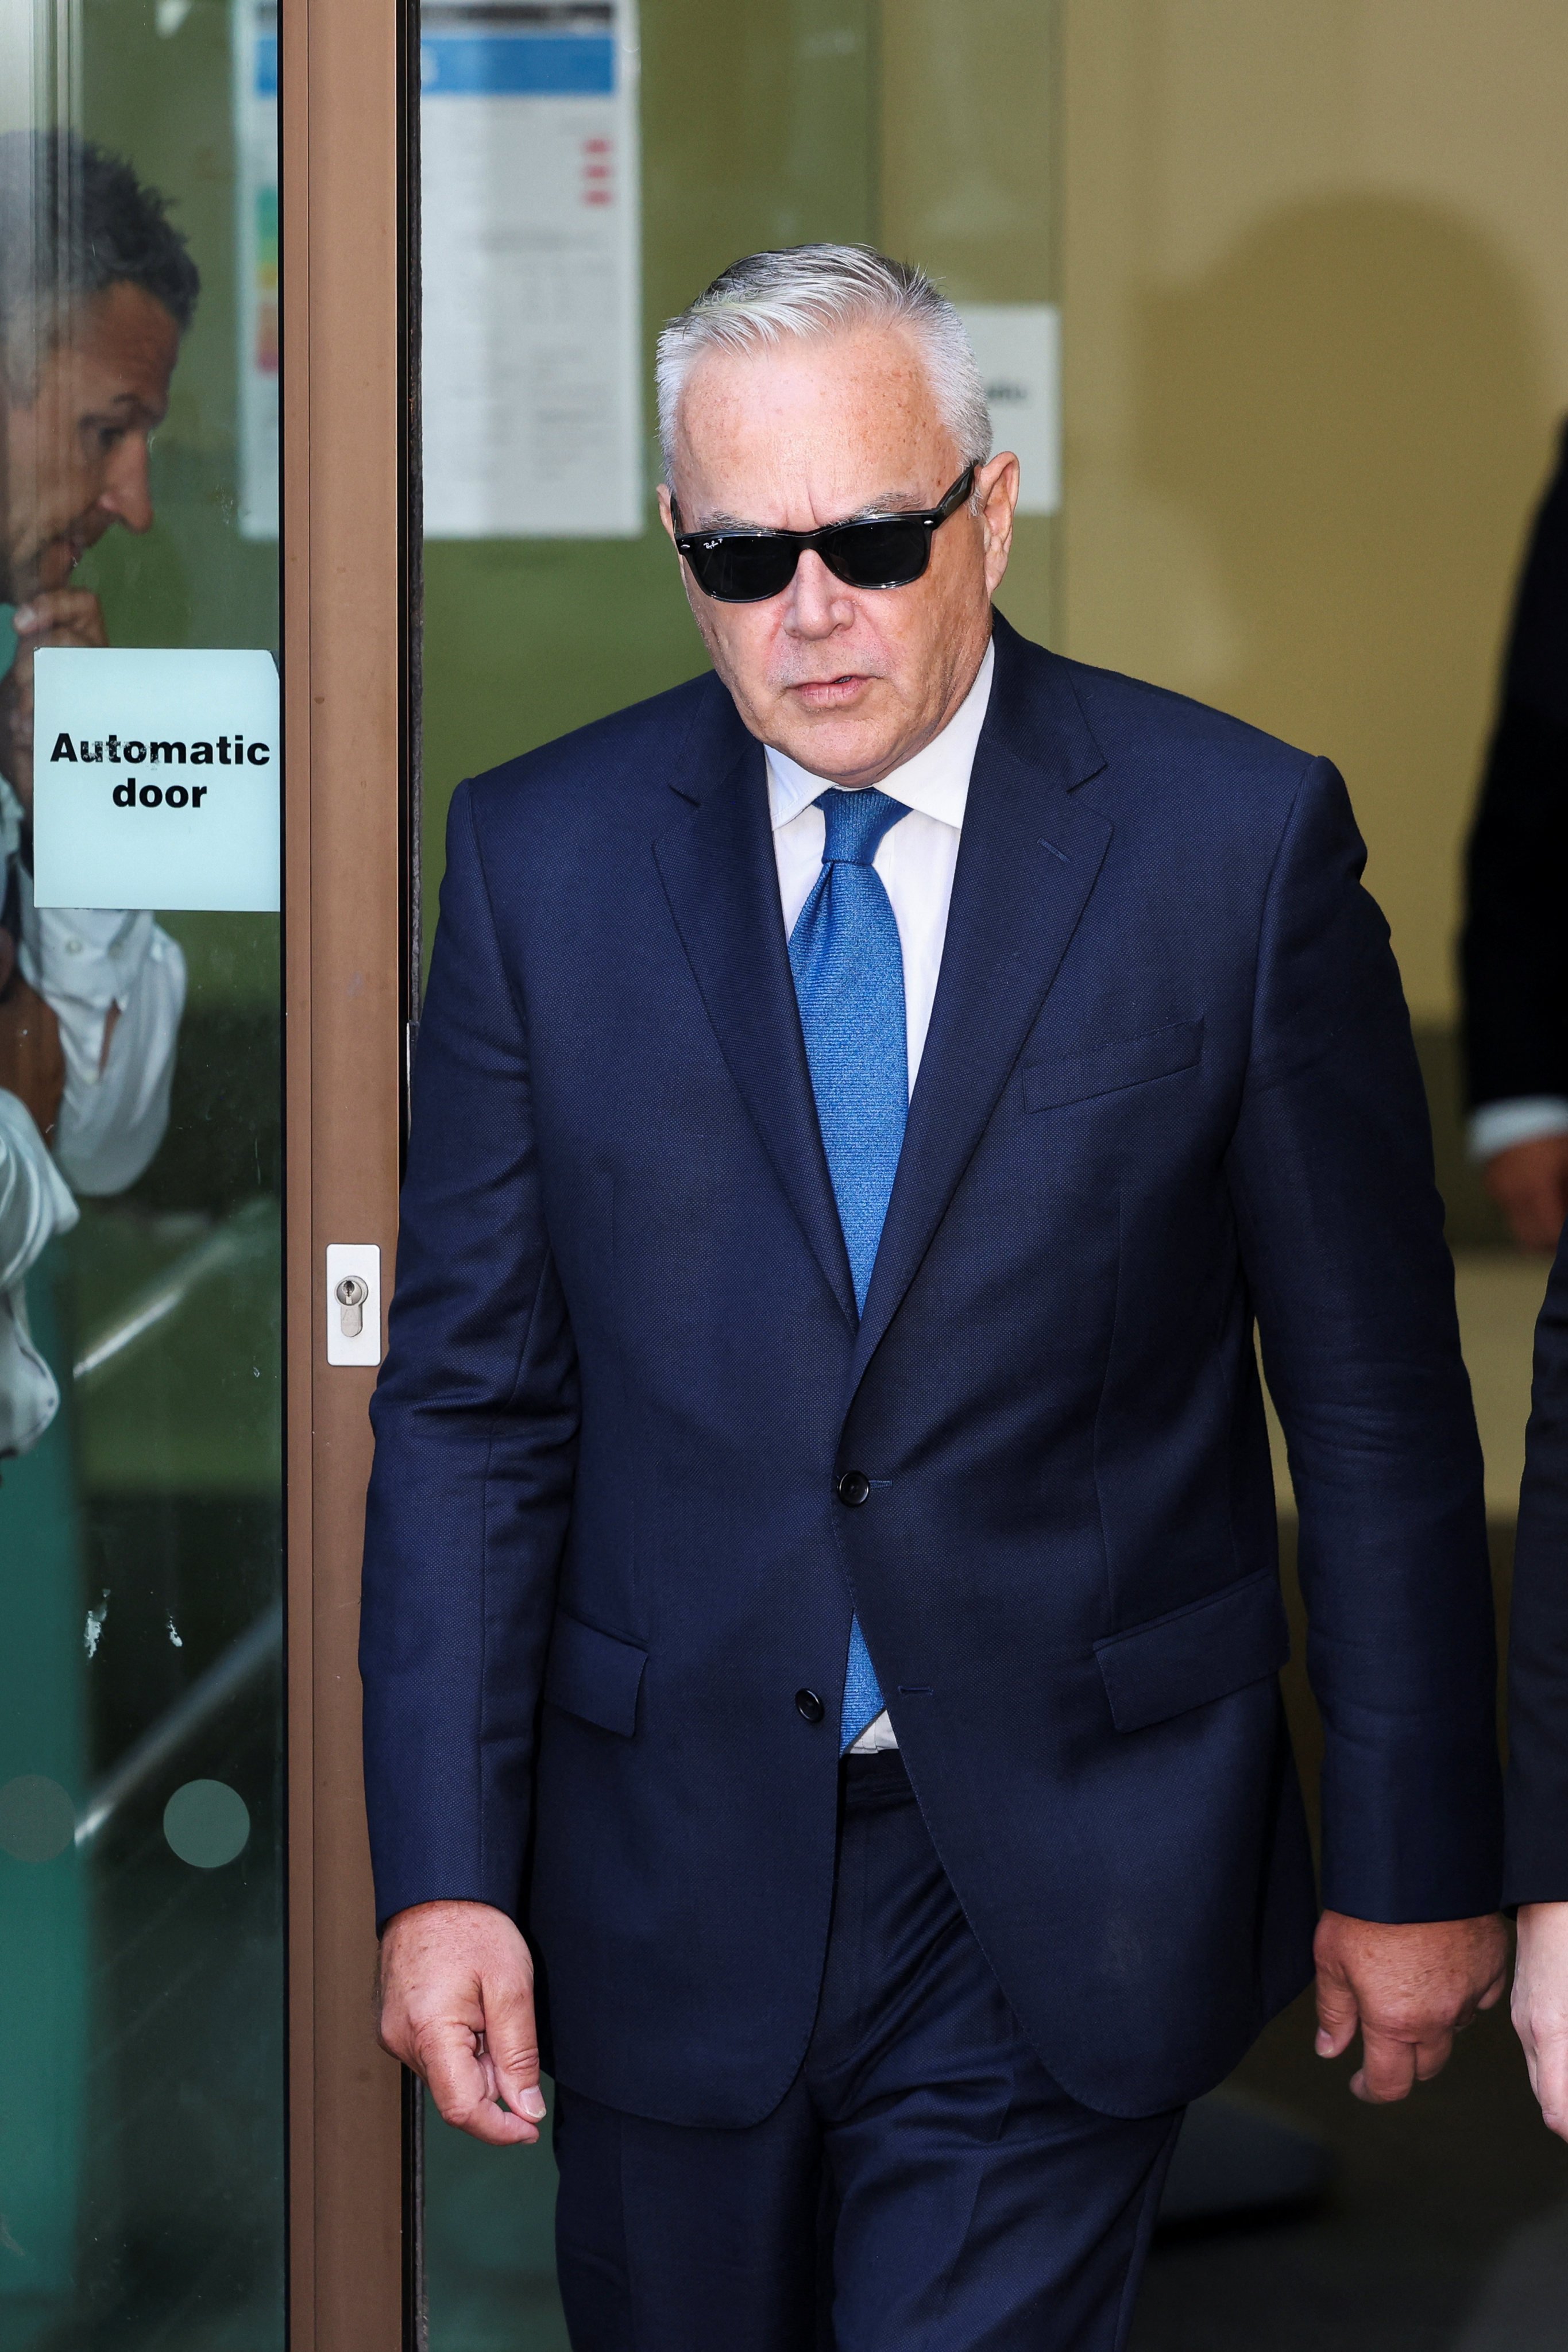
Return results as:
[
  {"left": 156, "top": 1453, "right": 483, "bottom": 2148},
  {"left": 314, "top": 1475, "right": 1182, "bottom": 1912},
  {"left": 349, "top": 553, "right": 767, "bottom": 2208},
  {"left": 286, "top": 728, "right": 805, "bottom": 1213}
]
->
[
  {"left": 766, "top": 690, "right": 900, "bottom": 780},
  {"left": 7, "top": 558, "right": 56, "bottom": 605},
  {"left": 770, "top": 719, "right": 897, "bottom": 784}
]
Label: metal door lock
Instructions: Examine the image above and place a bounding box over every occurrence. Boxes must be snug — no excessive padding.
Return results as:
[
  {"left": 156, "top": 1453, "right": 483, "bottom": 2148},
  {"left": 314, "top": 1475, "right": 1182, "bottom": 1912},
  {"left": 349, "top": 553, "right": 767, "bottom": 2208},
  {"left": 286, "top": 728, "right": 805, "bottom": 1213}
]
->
[
  {"left": 325, "top": 1243, "right": 381, "bottom": 1366},
  {"left": 335, "top": 1275, "right": 369, "bottom": 1338}
]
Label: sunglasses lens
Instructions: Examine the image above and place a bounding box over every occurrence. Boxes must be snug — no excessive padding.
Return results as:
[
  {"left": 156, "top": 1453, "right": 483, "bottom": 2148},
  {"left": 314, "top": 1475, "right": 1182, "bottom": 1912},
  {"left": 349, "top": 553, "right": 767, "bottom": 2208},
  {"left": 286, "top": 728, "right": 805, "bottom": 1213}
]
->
[
  {"left": 684, "top": 535, "right": 800, "bottom": 603},
  {"left": 681, "top": 503, "right": 943, "bottom": 602},
  {"left": 822, "top": 519, "right": 931, "bottom": 590}
]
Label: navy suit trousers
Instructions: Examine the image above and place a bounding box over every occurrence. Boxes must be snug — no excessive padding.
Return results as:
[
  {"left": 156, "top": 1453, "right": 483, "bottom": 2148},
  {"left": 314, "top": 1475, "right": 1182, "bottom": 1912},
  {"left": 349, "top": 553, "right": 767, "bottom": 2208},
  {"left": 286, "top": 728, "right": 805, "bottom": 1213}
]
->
[{"left": 553, "top": 1755, "right": 1182, "bottom": 2351}]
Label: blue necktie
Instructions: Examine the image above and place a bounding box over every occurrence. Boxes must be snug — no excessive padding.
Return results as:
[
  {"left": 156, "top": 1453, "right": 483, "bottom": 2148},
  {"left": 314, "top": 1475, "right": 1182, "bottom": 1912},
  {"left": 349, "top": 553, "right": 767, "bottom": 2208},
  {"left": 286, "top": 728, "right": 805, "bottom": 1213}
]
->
[{"left": 787, "top": 785, "right": 909, "bottom": 1749}]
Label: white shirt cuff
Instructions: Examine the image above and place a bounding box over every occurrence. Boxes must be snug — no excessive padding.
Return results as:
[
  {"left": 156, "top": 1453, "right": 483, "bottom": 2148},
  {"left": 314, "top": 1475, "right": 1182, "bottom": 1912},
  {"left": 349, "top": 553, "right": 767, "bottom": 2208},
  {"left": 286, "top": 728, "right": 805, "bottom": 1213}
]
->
[
  {"left": 1467, "top": 1098, "right": 1568, "bottom": 1163},
  {"left": 20, "top": 902, "right": 157, "bottom": 1018}
]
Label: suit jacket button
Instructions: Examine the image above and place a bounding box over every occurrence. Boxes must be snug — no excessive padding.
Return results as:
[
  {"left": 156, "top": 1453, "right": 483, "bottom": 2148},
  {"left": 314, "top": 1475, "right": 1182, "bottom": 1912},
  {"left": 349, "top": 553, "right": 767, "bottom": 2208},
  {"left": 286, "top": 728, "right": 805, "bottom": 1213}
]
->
[
  {"left": 836, "top": 1470, "right": 871, "bottom": 1507},
  {"left": 795, "top": 1688, "right": 825, "bottom": 1724}
]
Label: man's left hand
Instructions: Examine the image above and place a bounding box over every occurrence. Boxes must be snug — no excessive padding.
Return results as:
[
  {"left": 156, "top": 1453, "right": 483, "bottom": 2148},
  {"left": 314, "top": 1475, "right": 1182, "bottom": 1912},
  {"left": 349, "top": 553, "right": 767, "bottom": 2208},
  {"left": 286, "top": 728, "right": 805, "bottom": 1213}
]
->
[
  {"left": 1484, "top": 1135, "right": 1568, "bottom": 1253},
  {"left": 1511, "top": 1902, "right": 1568, "bottom": 2139},
  {"left": 0, "top": 588, "right": 109, "bottom": 816},
  {"left": 1313, "top": 1909, "right": 1509, "bottom": 2101}
]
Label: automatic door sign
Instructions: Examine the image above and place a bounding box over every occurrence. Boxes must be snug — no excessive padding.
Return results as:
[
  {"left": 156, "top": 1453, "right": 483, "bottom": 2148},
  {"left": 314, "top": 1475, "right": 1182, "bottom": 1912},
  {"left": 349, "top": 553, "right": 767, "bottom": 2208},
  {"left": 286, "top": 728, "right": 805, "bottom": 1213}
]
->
[{"left": 32, "top": 647, "right": 280, "bottom": 912}]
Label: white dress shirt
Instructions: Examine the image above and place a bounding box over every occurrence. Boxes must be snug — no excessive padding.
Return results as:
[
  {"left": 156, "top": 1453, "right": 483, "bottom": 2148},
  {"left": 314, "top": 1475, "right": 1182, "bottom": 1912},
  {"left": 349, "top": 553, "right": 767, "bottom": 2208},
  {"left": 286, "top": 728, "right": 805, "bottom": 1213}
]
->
[
  {"left": 17, "top": 887, "right": 187, "bottom": 1198},
  {"left": 766, "top": 636, "right": 994, "bottom": 1749},
  {"left": 0, "top": 776, "right": 186, "bottom": 1454},
  {"left": 0, "top": 1086, "right": 78, "bottom": 1457}
]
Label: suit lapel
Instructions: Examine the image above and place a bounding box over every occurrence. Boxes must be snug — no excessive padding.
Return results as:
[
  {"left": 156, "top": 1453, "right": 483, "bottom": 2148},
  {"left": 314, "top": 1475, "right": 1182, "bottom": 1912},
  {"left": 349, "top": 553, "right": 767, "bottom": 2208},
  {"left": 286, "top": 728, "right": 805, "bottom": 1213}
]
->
[
  {"left": 654, "top": 685, "right": 858, "bottom": 1328},
  {"left": 848, "top": 629, "right": 1113, "bottom": 1393}
]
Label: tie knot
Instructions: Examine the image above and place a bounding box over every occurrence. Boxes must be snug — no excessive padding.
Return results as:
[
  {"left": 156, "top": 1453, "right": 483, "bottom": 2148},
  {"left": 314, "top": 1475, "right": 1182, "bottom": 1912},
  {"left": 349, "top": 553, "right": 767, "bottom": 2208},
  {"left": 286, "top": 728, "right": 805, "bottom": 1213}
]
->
[{"left": 816, "top": 786, "right": 909, "bottom": 869}]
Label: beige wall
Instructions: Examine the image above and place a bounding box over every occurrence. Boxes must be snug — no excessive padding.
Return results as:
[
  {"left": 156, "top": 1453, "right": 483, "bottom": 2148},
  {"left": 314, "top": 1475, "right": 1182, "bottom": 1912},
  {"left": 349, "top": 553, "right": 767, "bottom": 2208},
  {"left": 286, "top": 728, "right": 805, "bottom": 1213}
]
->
[{"left": 1062, "top": 0, "right": 1568, "bottom": 1022}]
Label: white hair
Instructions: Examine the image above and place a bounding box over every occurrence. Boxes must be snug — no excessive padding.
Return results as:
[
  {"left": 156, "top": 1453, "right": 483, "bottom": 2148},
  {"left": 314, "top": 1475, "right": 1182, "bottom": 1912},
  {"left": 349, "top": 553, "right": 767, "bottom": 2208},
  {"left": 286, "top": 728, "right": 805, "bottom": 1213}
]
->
[{"left": 655, "top": 243, "right": 992, "bottom": 488}]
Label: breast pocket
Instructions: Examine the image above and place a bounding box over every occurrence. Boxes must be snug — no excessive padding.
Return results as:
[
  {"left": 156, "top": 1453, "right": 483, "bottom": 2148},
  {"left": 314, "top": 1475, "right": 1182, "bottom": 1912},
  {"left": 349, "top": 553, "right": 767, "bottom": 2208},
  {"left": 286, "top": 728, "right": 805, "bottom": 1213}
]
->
[{"left": 1022, "top": 1019, "right": 1204, "bottom": 1113}]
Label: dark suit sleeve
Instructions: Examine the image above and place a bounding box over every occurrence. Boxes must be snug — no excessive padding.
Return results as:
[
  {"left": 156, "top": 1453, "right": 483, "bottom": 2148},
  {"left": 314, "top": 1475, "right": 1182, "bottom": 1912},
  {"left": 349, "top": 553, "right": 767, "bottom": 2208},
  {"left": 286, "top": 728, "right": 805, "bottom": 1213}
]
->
[
  {"left": 1462, "top": 707, "right": 1568, "bottom": 1113},
  {"left": 1462, "top": 427, "right": 1568, "bottom": 1113},
  {"left": 1505, "top": 1224, "right": 1568, "bottom": 1903},
  {"left": 1226, "top": 756, "right": 1503, "bottom": 1923},
  {"left": 360, "top": 781, "right": 579, "bottom": 1929}
]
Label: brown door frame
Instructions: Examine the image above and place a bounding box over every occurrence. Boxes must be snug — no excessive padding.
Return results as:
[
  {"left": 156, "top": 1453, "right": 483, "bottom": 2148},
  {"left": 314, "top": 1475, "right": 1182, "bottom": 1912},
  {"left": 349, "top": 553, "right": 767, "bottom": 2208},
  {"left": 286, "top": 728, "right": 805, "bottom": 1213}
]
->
[{"left": 281, "top": 0, "right": 413, "bottom": 2340}]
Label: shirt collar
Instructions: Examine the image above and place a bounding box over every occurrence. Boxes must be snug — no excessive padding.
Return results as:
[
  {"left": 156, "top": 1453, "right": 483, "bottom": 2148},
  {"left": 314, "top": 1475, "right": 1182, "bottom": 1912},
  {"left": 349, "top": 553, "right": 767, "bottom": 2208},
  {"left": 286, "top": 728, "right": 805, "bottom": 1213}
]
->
[{"left": 764, "top": 634, "right": 994, "bottom": 833}]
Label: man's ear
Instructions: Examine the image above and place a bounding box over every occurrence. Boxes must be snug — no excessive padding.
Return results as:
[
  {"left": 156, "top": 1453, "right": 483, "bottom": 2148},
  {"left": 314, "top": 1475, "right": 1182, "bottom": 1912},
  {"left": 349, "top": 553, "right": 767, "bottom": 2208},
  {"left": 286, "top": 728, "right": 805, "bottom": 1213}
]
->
[
  {"left": 978, "top": 451, "right": 1020, "bottom": 590},
  {"left": 656, "top": 482, "right": 678, "bottom": 546}
]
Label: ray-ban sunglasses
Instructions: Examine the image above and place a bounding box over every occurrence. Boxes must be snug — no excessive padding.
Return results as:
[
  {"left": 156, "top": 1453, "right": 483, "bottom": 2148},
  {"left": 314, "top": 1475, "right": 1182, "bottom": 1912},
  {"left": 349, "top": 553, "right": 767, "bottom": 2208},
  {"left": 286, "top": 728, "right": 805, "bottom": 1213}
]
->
[{"left": 671, "top": 465, "right": 976, "bottom": 604}]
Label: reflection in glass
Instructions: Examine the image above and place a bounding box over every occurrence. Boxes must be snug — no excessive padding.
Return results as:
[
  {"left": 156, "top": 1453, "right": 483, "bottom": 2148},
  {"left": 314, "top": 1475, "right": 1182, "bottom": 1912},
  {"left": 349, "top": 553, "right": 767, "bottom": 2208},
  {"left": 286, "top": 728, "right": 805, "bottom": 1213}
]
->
[{"left": 0, "top": 6, "right": 282, "bottom": 2345}]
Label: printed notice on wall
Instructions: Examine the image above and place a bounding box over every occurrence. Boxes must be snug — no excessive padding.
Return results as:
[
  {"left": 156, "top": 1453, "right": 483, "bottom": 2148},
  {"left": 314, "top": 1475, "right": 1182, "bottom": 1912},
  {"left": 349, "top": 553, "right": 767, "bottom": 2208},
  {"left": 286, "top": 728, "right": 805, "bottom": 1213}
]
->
[
  {"left": 420, "top": 0, "right": 644, "bottom": 538},
  {"left": 233, "top": 0, "right": 279, "bottom": 539},
  {"left": 957, "top": 306, "right": 1062, "bottom": 517},
  {"left": 32, "top": 650, "right": 281, "bottom": 914}
]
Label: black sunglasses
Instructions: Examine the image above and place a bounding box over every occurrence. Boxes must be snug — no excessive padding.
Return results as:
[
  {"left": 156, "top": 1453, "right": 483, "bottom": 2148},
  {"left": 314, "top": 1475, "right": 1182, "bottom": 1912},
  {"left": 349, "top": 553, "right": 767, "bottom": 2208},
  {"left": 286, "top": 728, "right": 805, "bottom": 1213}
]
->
[{"left": 671, "top": 466, "right": 976, "bottom": 604}]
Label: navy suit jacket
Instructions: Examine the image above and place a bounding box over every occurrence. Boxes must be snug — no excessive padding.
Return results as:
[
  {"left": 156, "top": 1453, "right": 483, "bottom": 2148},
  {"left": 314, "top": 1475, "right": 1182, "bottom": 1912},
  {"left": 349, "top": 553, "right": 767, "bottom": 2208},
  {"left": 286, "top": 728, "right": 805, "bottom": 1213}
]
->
[{"left": 362, "top": 613, "right": 1501, "bottom": 2124}]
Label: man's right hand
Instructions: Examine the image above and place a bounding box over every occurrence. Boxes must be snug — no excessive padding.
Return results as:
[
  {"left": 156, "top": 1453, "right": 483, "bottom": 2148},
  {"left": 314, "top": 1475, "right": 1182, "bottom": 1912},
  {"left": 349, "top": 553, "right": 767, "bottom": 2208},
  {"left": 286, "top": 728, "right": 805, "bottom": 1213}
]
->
[
  {"left": 376, "top": 1899, "right": 547, "bottom": 2145},
  {"left": 1484, "top": 1134, "right": 1568, "bottom": 1253}
]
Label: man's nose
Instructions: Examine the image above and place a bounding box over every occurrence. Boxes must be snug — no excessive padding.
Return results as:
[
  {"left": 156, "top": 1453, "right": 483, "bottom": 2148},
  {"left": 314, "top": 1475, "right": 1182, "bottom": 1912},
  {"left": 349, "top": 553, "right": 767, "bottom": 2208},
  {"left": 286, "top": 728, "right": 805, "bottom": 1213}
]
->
[
  {"left": 783, "top": 548, "right": 855, "bottom": 637},
  {"left": 99, "top": 433, "right": 156, "bottom": 534}
]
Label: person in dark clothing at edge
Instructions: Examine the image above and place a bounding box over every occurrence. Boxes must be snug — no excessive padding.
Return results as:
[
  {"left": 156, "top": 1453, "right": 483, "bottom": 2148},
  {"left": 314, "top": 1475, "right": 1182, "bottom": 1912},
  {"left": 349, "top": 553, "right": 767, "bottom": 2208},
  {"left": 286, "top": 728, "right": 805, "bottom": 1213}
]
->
[{"left": 1463, "top": 424, "right": 1568, "bottom": 1251}]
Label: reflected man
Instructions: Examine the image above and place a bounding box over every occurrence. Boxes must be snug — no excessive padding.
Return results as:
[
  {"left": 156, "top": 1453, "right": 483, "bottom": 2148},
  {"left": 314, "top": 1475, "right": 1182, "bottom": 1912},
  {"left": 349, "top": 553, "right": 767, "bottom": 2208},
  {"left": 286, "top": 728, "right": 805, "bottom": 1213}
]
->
[
  {"left": 0, "top": 130, "right": 196, "bottom": 1451},
  {"left": 367, "top": 248, "right": 1508, "bottom": 2348}
]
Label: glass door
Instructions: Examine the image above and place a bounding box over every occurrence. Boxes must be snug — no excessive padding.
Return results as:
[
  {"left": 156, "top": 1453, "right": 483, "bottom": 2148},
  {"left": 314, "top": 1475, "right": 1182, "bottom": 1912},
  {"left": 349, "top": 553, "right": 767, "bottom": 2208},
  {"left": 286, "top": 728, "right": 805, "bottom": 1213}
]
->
[
  {"left": 0, "top": 1, "right": 284, "bottom": 2345},
  {"left": 412, "top": 3, "right": 1059, "bottom": 2341}
]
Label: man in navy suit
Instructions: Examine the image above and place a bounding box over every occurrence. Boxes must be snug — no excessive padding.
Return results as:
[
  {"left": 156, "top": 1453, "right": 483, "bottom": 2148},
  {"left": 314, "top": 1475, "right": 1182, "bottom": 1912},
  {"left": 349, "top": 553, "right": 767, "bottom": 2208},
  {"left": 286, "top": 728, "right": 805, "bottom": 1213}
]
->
[{"left": 364, "top": 246, "right": 1508, "bottom": 2348}]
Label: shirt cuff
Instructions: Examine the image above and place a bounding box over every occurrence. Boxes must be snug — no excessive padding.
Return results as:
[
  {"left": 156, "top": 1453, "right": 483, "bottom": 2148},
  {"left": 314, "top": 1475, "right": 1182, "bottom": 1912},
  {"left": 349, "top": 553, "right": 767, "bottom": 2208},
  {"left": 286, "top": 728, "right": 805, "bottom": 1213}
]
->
[
  {"left": 21, "top": 904, "right": 155, "bottom": 1013},
  {"left": 1467, "top": 1098, "right": 1568, "bottom": 1163}
]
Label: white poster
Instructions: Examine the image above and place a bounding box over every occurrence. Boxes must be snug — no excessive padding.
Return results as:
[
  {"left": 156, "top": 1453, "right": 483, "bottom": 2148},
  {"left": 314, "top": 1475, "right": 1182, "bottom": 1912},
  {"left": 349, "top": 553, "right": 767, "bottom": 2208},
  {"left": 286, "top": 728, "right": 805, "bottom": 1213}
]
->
[
  {"left": 233, "top": 0, "right": 279, "bottom": 540},
  {"left": 33, "top": 649, "right": 281, "bottom": 914},
  {"left": 420, "top": 0, "right": 643, "bottom": 538},
  {"left": 958, "top": 304, "right": 1062, "bottom": 517}
]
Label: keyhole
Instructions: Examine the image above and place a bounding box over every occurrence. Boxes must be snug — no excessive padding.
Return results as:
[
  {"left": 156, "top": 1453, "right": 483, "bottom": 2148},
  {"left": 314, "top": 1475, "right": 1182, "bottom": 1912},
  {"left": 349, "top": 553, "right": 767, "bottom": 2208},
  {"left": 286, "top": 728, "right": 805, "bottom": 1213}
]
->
[{"left": 335, "top": 1274, "right": 368, "bottom": 1338}]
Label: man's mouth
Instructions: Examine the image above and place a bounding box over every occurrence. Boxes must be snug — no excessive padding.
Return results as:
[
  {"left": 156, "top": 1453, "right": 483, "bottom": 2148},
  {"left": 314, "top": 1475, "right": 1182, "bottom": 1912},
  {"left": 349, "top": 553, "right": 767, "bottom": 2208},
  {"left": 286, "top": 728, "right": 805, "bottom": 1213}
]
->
[
  {"left": 787, "top": 673, "right": 875, "bottom": 709},
  {"left": 34, "top": 523, "right": 95, "bottom": 589}
]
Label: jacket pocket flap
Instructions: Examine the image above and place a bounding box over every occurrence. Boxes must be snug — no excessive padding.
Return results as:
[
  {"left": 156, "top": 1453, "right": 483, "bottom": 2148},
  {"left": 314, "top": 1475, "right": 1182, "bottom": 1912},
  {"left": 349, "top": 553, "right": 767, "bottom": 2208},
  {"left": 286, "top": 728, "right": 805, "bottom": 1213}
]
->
[
  {"left": 1093, "top": 1568, "right": 1289, "bottom": 1733},
  {"left": 544, "top": 1610, "right": 647, "bottom": 1737},
  {"left": 1023, "top": 1019, "right": 1203, "bottom": 1112}
]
